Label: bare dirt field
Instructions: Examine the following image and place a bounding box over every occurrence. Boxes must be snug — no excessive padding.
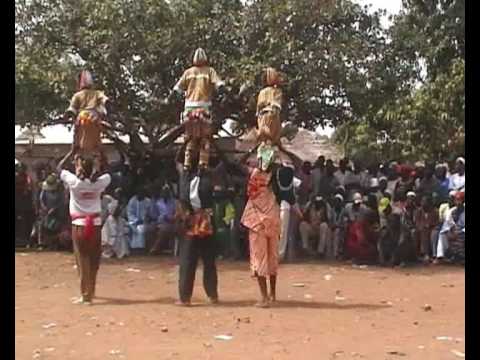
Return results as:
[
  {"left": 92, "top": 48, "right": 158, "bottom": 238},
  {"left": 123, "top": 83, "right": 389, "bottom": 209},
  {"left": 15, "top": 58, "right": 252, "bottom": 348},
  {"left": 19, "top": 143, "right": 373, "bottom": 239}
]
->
[{"left": 15, "top": 251, "right": 464, "bottom": 360}]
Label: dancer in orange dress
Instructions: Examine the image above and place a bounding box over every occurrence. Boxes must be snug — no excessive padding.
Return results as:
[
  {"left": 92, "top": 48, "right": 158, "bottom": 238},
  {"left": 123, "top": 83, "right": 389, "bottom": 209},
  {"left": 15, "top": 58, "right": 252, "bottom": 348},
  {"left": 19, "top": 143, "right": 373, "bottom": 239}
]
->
[{"left": 241, "top": 145, "right": 281, "bottom": 307}]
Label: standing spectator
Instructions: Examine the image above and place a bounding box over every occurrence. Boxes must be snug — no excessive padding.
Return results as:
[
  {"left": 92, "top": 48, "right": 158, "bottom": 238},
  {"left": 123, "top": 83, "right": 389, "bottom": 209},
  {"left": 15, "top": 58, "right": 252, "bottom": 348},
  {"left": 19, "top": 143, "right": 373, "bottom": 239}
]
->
[
  {"left": 416, "top": 163, "right": 440, "bottom": 198},
  {"left": 386, "top": 162, "right": 400, "bottom": 196},
  {"left": 297, "top": 161, "right": 313, "bottom": 206},
  {"left": 127, "top": 187, "right": 153, "bottom": 253},
  {"left": 334, "top": 158, "right": 352, "bottom": 188},
  {"left": 394, "top": 165, "right": 414, "bottom": 202},
  {"left": 377, "top": 197, "right": 402, "bottom": 266},
  {"left": 435, "top": 164, "right": 450, "bottom": 203},
  {"left": 299, "top": 196, "right": 333, "bottom": 258},
  {"left": 414, "top": 195, "right": 439, "bottom": 262},
  {"left": 39, "top": 174, "right": 65, "bottom": 249},
  {"left": 395, "top": 191, "right": 418, "bottom": 265},
  {"left": 317, "top": 160, "right": 340, "bottom": 199},
  {"left": 331, "top": 193, "right": 347, "bottom": 259},
  {"left": 15, "top": 163, "right": 35, "bottom": 247},
  {"left": 448, "top": 157, "right": 465, "bottom": 191},
  {"left": 344, "top": 161, "right": 363, "bottom": 202},
  {"left": 312, "top": 156, "right": 325, "bottom": 196}
]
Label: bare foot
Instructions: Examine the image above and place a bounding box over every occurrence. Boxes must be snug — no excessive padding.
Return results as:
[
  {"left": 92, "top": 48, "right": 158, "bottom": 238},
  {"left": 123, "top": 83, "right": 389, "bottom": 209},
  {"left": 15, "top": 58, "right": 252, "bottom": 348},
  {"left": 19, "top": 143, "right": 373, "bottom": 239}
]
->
[
  {"left": 175, "top": 300, "right": 191, "bottom": 307},
  {"left": 254, "top": 299, "right": 269, "bottom": 308}
]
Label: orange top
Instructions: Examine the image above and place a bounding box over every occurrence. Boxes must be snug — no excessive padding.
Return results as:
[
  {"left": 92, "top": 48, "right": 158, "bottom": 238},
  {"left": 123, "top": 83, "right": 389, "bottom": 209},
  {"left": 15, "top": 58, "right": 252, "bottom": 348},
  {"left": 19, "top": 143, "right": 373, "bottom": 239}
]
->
[{"left": 257, "top": 86, "right": 283, "bottom": 114}]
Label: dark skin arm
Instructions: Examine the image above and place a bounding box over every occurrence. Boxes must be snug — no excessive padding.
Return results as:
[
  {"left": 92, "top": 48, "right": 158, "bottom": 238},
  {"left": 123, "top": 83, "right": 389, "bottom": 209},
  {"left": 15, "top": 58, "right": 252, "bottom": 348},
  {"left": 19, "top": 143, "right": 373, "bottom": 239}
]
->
[{"left": 56, "top": 149, "right": 75, "bottom": 174}]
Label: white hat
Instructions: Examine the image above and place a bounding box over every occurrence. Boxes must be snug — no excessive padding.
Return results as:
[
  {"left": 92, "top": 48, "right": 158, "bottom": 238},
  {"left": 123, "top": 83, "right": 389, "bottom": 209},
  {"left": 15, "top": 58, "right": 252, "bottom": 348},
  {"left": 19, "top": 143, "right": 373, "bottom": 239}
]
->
[
  {"left": 370, "top": 178, "right": 379, "bottom": 188},
  {"left": 353, "top": 193, "right": 363, "bottom": 204},
  {"left": 456, "top": 157, "right": 465, "bottom": 164},
  {"left": 334, "top": 194, "right": 344, "bottom": 202},
  {"left": 406, "top": 191, "right": 416, "bottom": 198},
  {"left": 379, "top": 176, "right": 388, "bottom": 182}
]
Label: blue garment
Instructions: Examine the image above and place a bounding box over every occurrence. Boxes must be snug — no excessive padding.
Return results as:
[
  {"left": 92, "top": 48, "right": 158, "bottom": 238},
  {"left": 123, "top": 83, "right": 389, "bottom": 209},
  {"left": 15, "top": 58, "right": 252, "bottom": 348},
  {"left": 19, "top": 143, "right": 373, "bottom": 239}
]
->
[
  {"left": 127, "top": 196, "right": 152, "bottom": 249},
  {"left": 437, "top": 178, "right": 450, "bottom": 202},
  {"left": 150, "top": 198, "right": 176, "bottom": 225}
]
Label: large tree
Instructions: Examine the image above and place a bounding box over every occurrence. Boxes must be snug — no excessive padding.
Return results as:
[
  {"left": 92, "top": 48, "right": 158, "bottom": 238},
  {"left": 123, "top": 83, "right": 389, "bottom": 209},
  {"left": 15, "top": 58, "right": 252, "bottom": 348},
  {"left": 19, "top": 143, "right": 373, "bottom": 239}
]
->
[
  {"left": 337, "top": 0, "right": 465, "bottom": 163},
  {"left": 16, "top": 0, "right": 394, "bottom": 158}
]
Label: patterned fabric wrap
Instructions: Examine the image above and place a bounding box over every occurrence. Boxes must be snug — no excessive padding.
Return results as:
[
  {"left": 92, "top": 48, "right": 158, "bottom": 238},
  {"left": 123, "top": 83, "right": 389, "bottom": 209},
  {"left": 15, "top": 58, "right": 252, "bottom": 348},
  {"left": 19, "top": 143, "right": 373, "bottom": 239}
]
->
[
  {"left": 76, "top": 109, "right": 103, "bottom": 153},
  {"left": 183, "top": 108, "right": 212, "bottom": 139},
  {"left": 184, "top": 209, "right": 214, "bottom": 239}
]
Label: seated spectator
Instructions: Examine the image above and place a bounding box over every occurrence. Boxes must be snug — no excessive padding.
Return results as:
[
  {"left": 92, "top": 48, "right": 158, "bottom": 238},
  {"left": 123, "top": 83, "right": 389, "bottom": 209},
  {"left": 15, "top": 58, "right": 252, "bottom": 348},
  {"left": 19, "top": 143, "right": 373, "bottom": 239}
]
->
[
  {"left": 394, "top": 191, "right": 418, "bottom": 265},
  {"left": 149, "top": 184, "right": 177, "bottom": 255},
  {"left": 101, "top": 201, "right": 130, "bottom": 259},
  {"left": 448, "top": 157, "right": 465, "bottom": 191},
  {"left": 312, "top": 156, "right": 325, "bottom": 196},
  {"left": 344, "top": 193, "right": 378, "bottom": 264},
  {"left": 127, "top": 187, "right": 153, "bottom": 253},
  {"left": 299, "top": 196, "right": 333, "bottom": 258},
  {"left": 414, "top": 195, "right": 439, "bottom": 262},
  {"left": 435, "top": 191, "right": 465, "bottom": 264},
  {"left": 39, "top": 174, "right": 65, "bottom": 250}
]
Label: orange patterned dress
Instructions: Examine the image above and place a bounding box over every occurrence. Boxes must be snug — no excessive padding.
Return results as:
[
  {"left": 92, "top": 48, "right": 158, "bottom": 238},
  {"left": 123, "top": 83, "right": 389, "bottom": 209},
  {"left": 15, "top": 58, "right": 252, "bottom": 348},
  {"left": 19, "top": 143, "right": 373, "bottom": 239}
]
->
[{"left": 241, "top": 168, "right": 281, "bottom": 277}]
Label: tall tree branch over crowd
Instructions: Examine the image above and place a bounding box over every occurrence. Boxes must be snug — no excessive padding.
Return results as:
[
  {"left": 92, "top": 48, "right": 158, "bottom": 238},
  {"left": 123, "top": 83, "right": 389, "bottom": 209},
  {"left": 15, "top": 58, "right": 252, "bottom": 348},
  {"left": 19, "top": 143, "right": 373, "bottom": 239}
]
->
[{"left": 15, "top": 0, "right": 464, "bottom": 162}]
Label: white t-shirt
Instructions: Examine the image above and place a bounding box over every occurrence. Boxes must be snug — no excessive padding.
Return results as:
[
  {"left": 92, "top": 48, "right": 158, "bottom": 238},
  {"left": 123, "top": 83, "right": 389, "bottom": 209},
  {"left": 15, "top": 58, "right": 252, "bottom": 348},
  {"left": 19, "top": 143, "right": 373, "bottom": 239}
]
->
[
  {"left": 448, "top": 173, "right": 465, "bottom": 191},
  {"left": 60, "top": 170, "right": 111, "bottom": 226}
]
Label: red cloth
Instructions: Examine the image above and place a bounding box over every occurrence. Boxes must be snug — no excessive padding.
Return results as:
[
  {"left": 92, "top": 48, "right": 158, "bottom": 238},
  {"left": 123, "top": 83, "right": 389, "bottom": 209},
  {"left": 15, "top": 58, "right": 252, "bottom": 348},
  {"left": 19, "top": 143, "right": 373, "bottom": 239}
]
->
[
  {"left": 70, "top": 213, "right": 100, "bottom": 243},
  {"left": 345, "top": 220, "right": 378, "bottom": 263}
]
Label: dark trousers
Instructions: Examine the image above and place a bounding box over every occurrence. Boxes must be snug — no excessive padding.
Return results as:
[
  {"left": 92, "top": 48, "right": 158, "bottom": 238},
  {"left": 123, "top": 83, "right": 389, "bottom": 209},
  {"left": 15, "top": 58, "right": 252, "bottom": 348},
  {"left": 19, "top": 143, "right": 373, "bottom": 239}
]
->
[{"left": 178, "top": 236, "right": 218, "bottom": 302}]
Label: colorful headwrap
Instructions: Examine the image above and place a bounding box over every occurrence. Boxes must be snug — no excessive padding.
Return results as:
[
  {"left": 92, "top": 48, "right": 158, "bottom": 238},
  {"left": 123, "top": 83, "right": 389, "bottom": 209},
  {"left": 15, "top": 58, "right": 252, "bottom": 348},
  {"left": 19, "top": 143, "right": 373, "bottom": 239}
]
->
[
  {"left": 78, "top": 70, "right": 94, "bottom": 91},
  {"left": 257, "top": 144, "right": 276, "bottom": 172},
  {"left": 378, "top": 197, "right": 390, "bottom": 213},
  {"left": 193, "top": 48, "right": 208, "bottom": 66}
]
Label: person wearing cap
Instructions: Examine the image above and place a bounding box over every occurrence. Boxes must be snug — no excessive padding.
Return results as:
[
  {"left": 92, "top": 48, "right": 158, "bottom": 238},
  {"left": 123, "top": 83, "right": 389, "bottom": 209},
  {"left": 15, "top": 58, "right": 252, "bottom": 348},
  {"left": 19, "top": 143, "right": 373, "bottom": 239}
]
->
[
  {"left": 435, "top": 191, "right": 465, "bottom": 264},
  {"left": 448, "top": 157, "right": 465, "bottom": 192},
  {"left": 299, "top": 195, "right": 334, "bottom": 258},
  {"left": 169, "top": 48, "right": 224, "bottom": 171},
  {"left": 344, "top": 192, "right": 378, "bottom": 264},
  {"left": 39, "top": 174, "right": 65, "bottom": 250}
]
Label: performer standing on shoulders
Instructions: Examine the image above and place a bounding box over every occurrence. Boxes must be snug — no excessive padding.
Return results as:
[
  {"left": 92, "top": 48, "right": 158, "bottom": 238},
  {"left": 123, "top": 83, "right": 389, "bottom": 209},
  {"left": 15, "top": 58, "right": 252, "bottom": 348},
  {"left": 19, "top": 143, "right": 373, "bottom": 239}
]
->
[
  {"left": 167, "top": 48, "right": 225, "bottom": 171},
  {"left": 256, "top": 67, "right": 284, "bottom": 147},
  {"left": 57, "top": 149, "right": 111, "bottom": 305},
  {"left": 65, "top": 70, "right": 109, "bottom": 173}
]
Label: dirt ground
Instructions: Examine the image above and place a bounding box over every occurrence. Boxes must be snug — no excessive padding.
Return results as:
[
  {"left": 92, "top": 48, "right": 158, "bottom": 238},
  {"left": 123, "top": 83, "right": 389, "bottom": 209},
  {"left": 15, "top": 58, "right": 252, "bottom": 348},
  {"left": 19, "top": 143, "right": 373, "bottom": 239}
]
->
[{"left": 15, "top": 251, "right": 465, "bottom": 360}]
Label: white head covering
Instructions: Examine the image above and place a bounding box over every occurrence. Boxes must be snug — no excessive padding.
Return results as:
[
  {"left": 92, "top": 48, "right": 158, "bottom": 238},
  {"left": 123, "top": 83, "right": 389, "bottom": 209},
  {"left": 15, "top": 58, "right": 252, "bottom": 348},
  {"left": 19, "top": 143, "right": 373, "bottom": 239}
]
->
[
  {"left": 193, "top": 48, "right": 208, "bottom": 66},
  {"left": 456, "top": 157, "right": 465, "bottom": 165},
  {"left": 369, "top": 178, "right": 379, "bottom": 188},
  {"left": 353, "top": 192, "right": 363, "bottom": 204}
]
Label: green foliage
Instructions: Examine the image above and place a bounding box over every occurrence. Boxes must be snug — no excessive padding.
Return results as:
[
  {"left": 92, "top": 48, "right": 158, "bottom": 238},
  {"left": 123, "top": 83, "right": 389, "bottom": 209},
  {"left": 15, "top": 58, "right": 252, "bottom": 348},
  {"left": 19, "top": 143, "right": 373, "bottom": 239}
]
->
[{"left": 15, "top": 0, "right": 464, "bottom": 160}]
